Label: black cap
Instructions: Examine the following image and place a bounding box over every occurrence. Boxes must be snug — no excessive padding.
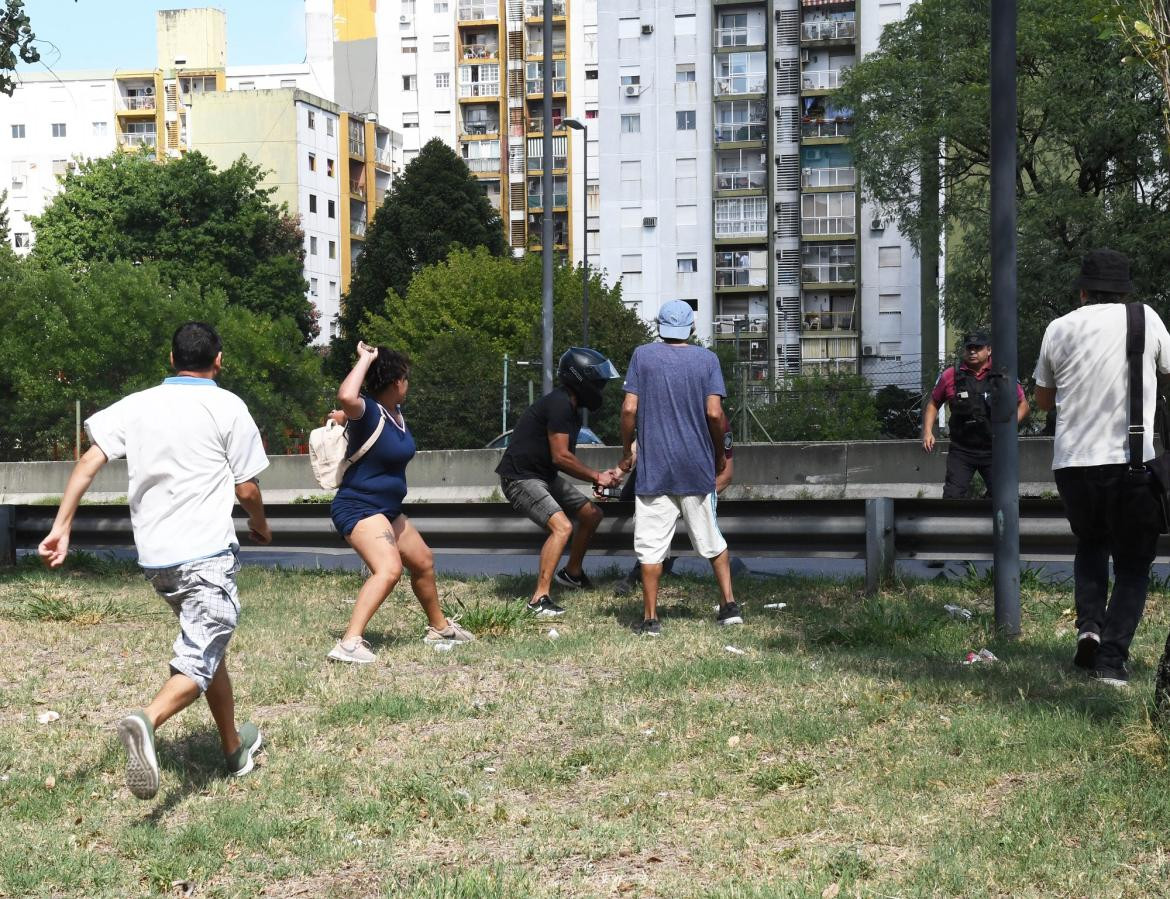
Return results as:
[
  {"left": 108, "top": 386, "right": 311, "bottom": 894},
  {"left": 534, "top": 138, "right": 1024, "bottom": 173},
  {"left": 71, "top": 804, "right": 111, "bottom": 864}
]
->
[
  {"left": 962, "top": 329, "right": 991, "bottom": 348},
  {"left": 1076, "top": 248, "right": 1133, "bottom": 294}
]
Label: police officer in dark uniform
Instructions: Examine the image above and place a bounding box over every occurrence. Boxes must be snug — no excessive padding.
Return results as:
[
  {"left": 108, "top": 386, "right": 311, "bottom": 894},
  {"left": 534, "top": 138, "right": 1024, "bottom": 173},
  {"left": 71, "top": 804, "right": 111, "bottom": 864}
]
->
[{"left": 921, "top": 330, "right": 1030, "bottom": 498}]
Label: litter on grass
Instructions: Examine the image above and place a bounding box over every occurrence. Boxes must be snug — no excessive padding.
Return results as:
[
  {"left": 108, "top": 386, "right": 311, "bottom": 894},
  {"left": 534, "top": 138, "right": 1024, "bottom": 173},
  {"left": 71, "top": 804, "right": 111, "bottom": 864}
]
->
[
  {"left": 944, "top": 604, "right": 974, "bottom": 621},
  {"left": 36, "top": 711, "right": 60, "bottom": 725},
  {"left": 763, "top": 602, "right": 788, "bottom": 610},
  {"left": 725, "top": 645, "right": 747, "bottom": 656},
  {"left": 962, "top": 648, "right": 999, "bottom": 665}
]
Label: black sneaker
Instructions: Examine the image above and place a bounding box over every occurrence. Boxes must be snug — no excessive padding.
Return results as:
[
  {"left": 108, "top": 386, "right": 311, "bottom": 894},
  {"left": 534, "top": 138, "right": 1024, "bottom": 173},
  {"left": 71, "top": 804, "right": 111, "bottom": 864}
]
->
[
  {"left": 554, "top": 567, "right": 593, "bottom": 589},
  {"left": 634, "top": 618, "right": 661, "bottom": 637},
  {"left": 717, "top": 601, "right": 744, "bottom": 626},
  {"left": 1089, "top": 666, "right": 1129, "bottom": 688},
  {"left": 526, "top": 595, "right": 565, "bottom": 617},
  {"left": 1073, "top": 631, "right": 1100, "bottom": 670}
]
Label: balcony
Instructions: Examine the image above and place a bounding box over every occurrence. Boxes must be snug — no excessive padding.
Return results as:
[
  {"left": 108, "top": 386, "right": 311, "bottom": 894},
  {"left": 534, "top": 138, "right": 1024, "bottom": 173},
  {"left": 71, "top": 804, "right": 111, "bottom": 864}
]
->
[
  {"left": 526, "top": 78, "right": 567, "bottom": 95},
  {"left": 350, "top": 219, "right": 367, "bottom": 238},
  {"left": 457, "top": 1, "right": 497, "bottom": 20},
  {"left": 801, "top": 119, "right": 853, "bottom": 139},
  {"left": 714, "top": 269, "right": 767, "bottom": 288},
  {"left": 526, "top": 40, "right": 566, "bottom": 57},
  {"left": 714, "top": 123, "right": 767, "bottom": 144},
  {"left": 713, "top": 315, "right": 768, "bottom": 336},
  {"left": 715, "top": 169, "right": 766, "bottom": 191},
  {"left": 802, "top": 166, "right": 855, "bottom": 188},
  {"left": 120, "top": 96, "right": 156, "bottom": 112},
  {"left": 526, "top": 154, "right": 568, "bottom": 171},
  {"left": 801, "top": 262, "right": 856, "bottom": 284},
  {"left": 526, "top": 117, "right": 564, "bottom": 135},
  {"left": 714, "top": 75, "right": 766, "bottom": 96},
  {"left": 459, "top": 80, "right": 501, "bottom": 98},
  {"left": 525, "top": 0, "right": 566, "bottom": 17},
  {"left": 801, "top": 215, "right": 856, "bottom": 237},
  {"left": 120, "top": 132, "right": 157, "bottom": 148},
  {"left": 348, "top": 138, "right": 365, "bottom": 156},
  {"left": 715, "top": 218, "right": 768, "bottom": 238},
  {"left": 802, "top": 69, "right": 850, "bottom": 91},
  {"left": 374, "top": 145, "right": 393, "bottom": 166},
  {"left": 801, "top": 19, "right": 856, "bottom": 42},
  {"left": 349, "top": 179, "right": 365, "bottom": 198},
  {"left": 527, "top": 191, "right": 569, "bottom": 208},
  {"left": 714, "top": 26, "right": 749, "bottom": 47},
  {"left": 461, "top": 43, "right": 499, "bottom": 60},
  {"left": 802, "top": 310, "right": 855, "bottom": 332},
  {"left": 465, "top": 156, "right": 501, "bottom": 173},
  {"left": 463, "top": 120, "right": 500, "bottom": 135}
]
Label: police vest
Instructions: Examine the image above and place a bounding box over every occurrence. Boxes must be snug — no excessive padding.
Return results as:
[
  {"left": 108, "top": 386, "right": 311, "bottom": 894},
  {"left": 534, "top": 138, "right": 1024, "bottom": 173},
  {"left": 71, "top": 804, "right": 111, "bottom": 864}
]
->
[{"left": 948, "top": 366, "right": 992, "bottom": 451}]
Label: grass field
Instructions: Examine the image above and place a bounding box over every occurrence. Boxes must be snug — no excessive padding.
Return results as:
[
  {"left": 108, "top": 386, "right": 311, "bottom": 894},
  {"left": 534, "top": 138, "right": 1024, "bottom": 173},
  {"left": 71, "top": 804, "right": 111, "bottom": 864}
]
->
[{"left": 3, "top": 555, "right": 1170, "bottom": 898}]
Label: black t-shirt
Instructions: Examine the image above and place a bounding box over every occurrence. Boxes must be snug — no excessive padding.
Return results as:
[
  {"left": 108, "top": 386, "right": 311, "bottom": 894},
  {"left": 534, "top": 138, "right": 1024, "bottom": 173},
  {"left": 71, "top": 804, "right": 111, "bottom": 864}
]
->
[{"left": 495, "top": 387, "right": 581, "bottom": 483}]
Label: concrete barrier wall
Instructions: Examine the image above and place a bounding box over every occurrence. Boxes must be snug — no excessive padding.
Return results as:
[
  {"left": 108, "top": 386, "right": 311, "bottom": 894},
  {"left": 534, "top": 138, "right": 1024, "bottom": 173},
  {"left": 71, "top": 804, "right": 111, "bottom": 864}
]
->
[{"left": 0, "top": 439, "right": 1059, "bottom": 503}]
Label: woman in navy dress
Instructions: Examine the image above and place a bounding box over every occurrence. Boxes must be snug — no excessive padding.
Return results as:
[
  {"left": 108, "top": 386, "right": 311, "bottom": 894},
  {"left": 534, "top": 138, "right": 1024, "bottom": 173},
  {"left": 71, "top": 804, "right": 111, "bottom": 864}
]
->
[{"left": 326, "top": 342, "right": 474, "bottom": 663}]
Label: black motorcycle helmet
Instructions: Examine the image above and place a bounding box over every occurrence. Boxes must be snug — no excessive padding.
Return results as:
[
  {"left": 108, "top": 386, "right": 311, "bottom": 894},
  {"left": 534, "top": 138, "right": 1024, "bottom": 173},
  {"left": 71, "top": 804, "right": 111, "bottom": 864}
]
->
[{"left": 558, "top": 347, "right": 620, "bottom": 412}]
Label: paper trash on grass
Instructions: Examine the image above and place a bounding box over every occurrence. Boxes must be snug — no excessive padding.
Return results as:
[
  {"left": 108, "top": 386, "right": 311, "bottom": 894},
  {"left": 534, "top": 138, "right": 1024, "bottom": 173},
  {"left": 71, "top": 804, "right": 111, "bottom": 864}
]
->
[
  {"left": 962, "top": 648, "right": 999, "bottom": 665},
  {"left": 725, "top": 645, "right": 747, "bottom": 656},
  {"left": 432, "top": 642, "right": 454, "bottom": 652},
  {"left": 36, "top": 711, "right": 60, "bottom": 725},
  {"left": 944, "top": 604, "right": 974, "bottom": 621},
  {"left": 763, "top": 602, "right": 787, "bottom": 610},
  {"left": 547, "top": 628, "right": 559, "bottom": 640}
]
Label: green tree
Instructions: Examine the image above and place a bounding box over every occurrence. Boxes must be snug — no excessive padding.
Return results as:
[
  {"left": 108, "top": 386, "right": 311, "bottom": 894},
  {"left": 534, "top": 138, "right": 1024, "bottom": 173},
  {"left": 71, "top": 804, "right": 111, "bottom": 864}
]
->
[
  {"left": 754, "top": 373, "right": 881, "bottom": 442},
  {"left": 30, "top": 151, "right": 316, "bottom": 343},
  {"left": 335, "top": 138, "right": 507, "bottom": 365},
  {"left": 836, "top": 0, "right": 1170, "bottom": 369},
  {"left": 360, "top": 247, "right": 650, "bottom": 448},
  {"left": 0, "top": 260, "right": 326, "bottom": 459},
  {"left": 0, "top": 0, "right": 39, "bottom": 96},
  {"left": 874, "top": 384, "right": 922, "bottom": 439}
]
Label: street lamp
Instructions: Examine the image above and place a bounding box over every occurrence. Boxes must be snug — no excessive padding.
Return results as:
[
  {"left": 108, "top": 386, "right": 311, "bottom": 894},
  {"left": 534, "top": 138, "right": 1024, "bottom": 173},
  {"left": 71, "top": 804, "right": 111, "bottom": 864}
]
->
[{"left": 562, "top": 117, "right": 589, "bottom": 348}]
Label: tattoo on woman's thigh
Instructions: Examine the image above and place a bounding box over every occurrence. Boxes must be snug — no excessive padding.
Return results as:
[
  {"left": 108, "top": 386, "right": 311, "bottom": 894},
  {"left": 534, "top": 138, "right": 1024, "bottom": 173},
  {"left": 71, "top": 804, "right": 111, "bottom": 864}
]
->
[{"left": 380, "top": 528, "right": 397, "bottom": 544}]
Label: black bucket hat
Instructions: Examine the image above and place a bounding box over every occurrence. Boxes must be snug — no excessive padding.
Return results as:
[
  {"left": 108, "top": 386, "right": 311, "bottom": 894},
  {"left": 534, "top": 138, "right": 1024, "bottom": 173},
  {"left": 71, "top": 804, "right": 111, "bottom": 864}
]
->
[{"left": 1076, "top": 248, "right": 1134, "bottom": 294}]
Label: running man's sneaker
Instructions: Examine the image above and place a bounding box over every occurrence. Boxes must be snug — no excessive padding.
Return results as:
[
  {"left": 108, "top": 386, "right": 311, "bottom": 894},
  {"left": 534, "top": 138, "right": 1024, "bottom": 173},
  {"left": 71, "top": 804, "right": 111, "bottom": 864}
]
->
[
  {"left": 633, "top": 618, "right": 662, "bottom": 637},
  {"left": 328, "top": 636, "right": 376, "bottom": 664},
  {"left": 1073, "top": 631, "right": 1100, "bottom": 670},
  {"left": 526, "top": 595, "right": 566, "bottom": 617},
  {"left": 425, "top": 619, "right": 476, "bottom": 643},
  {"left": 554, "top": 567, "right": 594, "bottom": 590},
  {"left": 116, "top": 711, "right": 159, "bottom": 800},
  {"left": 717, "top": 601, "right": 744, "bottom": 626},
  {"left": 226, "top": 722, "right": 263, "bottom": 777},
  {"left": 1089, "top": 666, "right": 1130, "bottom": 688}
]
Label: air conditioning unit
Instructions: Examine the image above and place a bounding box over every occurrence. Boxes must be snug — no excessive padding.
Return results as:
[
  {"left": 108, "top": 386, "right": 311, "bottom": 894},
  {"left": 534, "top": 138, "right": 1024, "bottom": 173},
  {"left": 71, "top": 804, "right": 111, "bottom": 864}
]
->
[
  {"left": 399, "top": 13, "right": 410, "bottom": 22},
  {"left": 640, "top": 23, "right": 654, "bottom": 34},
  {"left": 144, "top": 86, "right": 155, "bottom": 95},
  {"left": 623, "top": 84, "right": 640, "bottom": 97},
  {"left": 869, "top": 217, "right": 886, "bottom": 231},
  {"left": 642, "top": 216, "right": 657, "bottom": 227},
  {"left": 862, "top": 345, "right": 875, "bottom": 356}
]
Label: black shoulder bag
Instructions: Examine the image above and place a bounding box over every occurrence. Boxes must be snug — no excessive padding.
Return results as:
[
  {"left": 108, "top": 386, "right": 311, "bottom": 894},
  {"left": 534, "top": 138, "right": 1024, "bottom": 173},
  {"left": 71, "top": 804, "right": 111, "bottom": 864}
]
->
[{"left": 1125, "top": 301, "right": 1170, "bottom": 534}]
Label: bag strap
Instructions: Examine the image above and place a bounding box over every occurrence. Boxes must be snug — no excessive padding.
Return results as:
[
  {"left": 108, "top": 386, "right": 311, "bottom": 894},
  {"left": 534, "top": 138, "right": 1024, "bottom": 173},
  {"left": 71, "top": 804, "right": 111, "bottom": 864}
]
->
[
  {"left": 347, "top": 403, "right": 388, "bottom": 466},
  {"left": 1126, "top": 301, "right": 1146, "bottom": 473}
]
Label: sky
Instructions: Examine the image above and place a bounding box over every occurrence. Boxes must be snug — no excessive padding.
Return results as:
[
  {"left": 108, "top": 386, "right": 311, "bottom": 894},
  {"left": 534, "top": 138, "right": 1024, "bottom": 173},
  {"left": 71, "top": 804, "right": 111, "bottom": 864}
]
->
[{"left": 19, "top": 1, "right": 308, "bottom": 74}]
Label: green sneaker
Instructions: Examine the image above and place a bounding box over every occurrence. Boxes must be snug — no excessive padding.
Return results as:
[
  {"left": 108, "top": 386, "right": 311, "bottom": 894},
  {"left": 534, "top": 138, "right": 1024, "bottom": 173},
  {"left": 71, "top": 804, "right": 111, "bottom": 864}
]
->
[
  {"left": 116, "top": 711, "right": 159, "bottom": 800},
  {"left": 226, "top": 722, "right": 263, "bottom": 777}
]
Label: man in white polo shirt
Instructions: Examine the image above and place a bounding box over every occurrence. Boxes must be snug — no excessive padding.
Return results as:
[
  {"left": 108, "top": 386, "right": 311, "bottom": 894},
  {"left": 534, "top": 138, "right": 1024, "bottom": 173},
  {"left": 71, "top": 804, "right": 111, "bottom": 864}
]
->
[
  {"left": 39, "top": 322, "right": 272, "bottom": 799},
  {"left": 1034, "top": 249, "right": 1170, "bottom": 687}
]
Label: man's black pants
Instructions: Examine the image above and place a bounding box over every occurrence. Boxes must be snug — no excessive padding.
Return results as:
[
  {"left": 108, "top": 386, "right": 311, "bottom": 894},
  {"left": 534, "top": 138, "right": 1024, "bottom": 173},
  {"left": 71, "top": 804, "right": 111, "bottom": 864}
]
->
[
  {"left": 943, "top": 445, "right": 992, "bottom": 498},
  {"left": 1055, "top": 464, "right": 1162, "bottom": 670}
]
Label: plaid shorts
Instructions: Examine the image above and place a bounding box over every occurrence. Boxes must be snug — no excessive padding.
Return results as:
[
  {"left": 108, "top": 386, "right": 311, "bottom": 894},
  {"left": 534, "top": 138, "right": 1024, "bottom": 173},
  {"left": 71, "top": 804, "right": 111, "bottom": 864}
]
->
[
  {"left": 144, "top": 550, "right": 241, "bottom": 694},
  {"left": 501, "top": 476, "right": 591, "bottom": 528}
]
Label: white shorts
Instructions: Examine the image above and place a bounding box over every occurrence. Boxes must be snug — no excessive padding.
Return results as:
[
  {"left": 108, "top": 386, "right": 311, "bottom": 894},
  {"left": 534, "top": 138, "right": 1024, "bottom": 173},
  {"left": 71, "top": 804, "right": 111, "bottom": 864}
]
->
[{"left": 634, "top": 493, "right": 727, "bottom": 565}]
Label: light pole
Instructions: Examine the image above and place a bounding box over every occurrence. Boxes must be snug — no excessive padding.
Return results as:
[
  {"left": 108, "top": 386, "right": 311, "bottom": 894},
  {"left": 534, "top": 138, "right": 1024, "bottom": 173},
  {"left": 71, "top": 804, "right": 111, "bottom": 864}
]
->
[{"left": 562, "top": 118, "right": 589, "bottom": 348}]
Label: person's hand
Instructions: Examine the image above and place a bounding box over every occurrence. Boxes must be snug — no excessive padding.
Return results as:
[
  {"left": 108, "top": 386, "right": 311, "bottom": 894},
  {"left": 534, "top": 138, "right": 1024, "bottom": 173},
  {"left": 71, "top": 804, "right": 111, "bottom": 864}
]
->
[
  {"left": 356, "top": 340, "right": 378, "bottom": 363},
  {"left": 618, "top": 452, "right": 634, "bottom": 474},
  {"left": 922, "top": 432, "right": 935, "bottom": 453},
  {"left": 38, "top": 527, "right": 71, "bottom": 568},
  {"left": 326, "top": 409, "right": 346, "bottom": 426},
  {"left": 715, "top": 470, "right": 732, "bottom": 495},
  {"left": 596, "top": 469, "right": 619, "bottom": 490},
  {"left": 248, "top": 518, "right": 272, "bottom": 545}
]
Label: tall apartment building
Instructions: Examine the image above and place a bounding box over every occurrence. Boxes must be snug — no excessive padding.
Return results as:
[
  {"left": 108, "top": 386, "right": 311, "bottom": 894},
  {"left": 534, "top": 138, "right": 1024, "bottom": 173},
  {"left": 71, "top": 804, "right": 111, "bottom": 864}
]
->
[
  {"left": 308, "top": 0, "right": 600, "bottom": 262},
  {"left": 0, "top": 8, "right": 402, "bottom": 344},
  {"left": 598, "top": 0, "right": 924, "bottom": 390}
]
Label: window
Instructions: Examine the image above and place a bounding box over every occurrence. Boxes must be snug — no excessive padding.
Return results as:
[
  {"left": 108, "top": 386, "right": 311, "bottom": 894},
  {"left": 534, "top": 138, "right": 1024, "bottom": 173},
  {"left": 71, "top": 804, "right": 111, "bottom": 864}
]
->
[
  {"left": 621, "top": 254, "right": 643, "bottom": 291},
  {"left": 434, "top": 0, "right": 448, "bottom": 10},
  {"left": 310, "top": 278, "right": 319, "bottom": 296},
  {"left": 309, "top": 193, "right": 317, "bottom": 213},
  {"left": 436, "top": 72, "right": 450, "bottom": 88},
  {"left": 52, "top": 159, "right": 70, "bottom": 176},
  {"left": 677, "top": 257, "right": 698, "bottom": 273},
  {"left": 51, "top": 122, "right": 67, "bottom": 138},
  {"left": 92, "top": 121, "right": 108, "bottom": 137},
  {"left": 403, "top": 112, "right": 419, "bottom": 128},
  {"left": 676, "top": 64, "right": 695, "bottom": 82},
  {"left": 326, "top": 118, "right": 335, "bottom": 136},
  {"left": 585, "top": 108, "right": 598, "bottom": 119},
  {"left": 403, "top": 74, "right": 417, "bottom": 92},
  {"left": 327, "top": 158, "right": 335, "bottom": 177},
  {"left": 878, "top": 246, "right": 901, "bottom": 267},
  {"left": 308, "top": 152, "right": 317, "bottom": 171},
  {"left": 14, "top": 232, "right": 29, "bottom": 248},
  {"left": 310, "top": 236, "right": 318, "bottom": 255},
  {"left": 10, "top": 124, "right": 23, "bottom": 138},
  {"left": 330, "top": 281, "right": 337, "bottom": 298},
  {"left": 586, "top": 69, "right": 598, "bottom": 80},
  {"left": 307, "top": 110, "right": 316, "bottom": 129},
  {"left": 676, "top": 110, "right": 696, "bottom": 130},
  {"left": 328, "top": 240, "right": 337, "bottom": 260},
  {"left": 620, "top": 114, "right": 640, "bottom": 133},
  {"left": 434, "top": 36, "right": 450, "bottom": 52},
  {"left": 328, "top": 199, "right": 336, "bottom": 218},
  {"left": 238, "top": 80, "right": 255, "bottom": 90},
  {"left": 620, "top": 69, "right": 640, "bottom": 87},
  {"left": 403, "top": 37, "right": 417, "bottom": 53},
  {"left": 620, "top": 160, "right": 641, "bottom": 202}
]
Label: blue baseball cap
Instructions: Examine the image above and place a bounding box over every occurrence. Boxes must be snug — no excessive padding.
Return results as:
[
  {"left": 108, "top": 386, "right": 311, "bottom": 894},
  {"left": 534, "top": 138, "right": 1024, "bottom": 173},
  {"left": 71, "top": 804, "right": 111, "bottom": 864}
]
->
[{"left": 658, "top": 300, "right": 695, "bottom": 340}]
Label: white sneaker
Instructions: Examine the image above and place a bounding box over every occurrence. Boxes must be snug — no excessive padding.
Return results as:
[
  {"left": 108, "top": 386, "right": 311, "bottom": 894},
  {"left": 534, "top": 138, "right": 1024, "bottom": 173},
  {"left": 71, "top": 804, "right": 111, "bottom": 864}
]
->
[
  {"left": 424, "top": 619, "right": 476, "bottom": 643},
  {"left": 328, "top": 636, "right": 375, "bottom": 664}
]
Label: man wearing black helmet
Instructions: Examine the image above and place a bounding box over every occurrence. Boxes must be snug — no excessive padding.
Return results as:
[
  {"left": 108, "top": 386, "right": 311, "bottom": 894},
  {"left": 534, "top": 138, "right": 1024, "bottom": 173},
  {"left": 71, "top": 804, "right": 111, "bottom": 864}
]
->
[{"left": 495, "top": 347, "right": 622, "bottom": 616}]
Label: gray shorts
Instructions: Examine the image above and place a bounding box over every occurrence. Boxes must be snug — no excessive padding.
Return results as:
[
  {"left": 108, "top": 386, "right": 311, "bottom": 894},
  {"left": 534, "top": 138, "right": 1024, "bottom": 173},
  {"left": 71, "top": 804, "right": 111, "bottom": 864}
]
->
[
  {"left": 144, "top": 550, "right": 241, "bottom": 694},
  {"left": 501, "top": 476, "right": 591, "bottom": 528}
]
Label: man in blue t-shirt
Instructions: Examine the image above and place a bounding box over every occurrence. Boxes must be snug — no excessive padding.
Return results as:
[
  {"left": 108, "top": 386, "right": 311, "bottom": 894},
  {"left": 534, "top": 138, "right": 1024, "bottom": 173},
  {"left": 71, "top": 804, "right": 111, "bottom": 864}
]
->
[{"left": 617, "top": 300, "right": 742, "bottom": 637}]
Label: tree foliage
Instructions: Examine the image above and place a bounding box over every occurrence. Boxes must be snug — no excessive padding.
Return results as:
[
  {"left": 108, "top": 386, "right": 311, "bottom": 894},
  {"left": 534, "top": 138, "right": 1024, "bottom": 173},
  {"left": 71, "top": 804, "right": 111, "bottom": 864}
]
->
[
  {"left": 837, "top": 0, "right": 1170, "bottom": 369},
  {"left": 335, "top": 138, "right": 507, "bottom": 364},
  {"left": 0, "top": 259, "right": 326, "bottom": 460},
  {"left": 360, "top": 247, "right": 651, "bottom": 448},
  {"left": 0, "top": 0, "right": 38, "bottom": 96},
  {"left": 754, "top": 373, "right": 882, "bottom": 443},
  {"left": 30, "top": 151, "right": 317, "bottom": 343}
]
